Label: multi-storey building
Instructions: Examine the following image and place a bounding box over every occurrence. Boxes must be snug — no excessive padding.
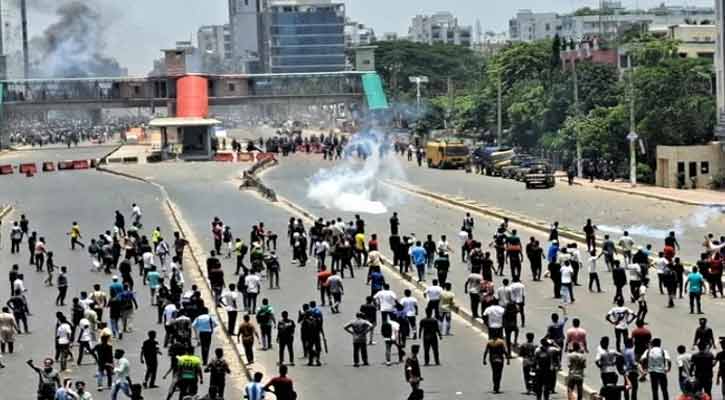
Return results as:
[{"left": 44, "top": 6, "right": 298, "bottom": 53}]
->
[
  {"left": 408, "top": 12, "right": 472, "bottom": 47},
  {"left": 259, "top": 0, "right": 346, "bottom": 73},
  {"left": 0, "top": 0, "right": 26, "bottom": 80},
  {"left": 345, "top": 19, "right": 376, "bottom": 47},
  {"left": 510, "top": 5, "right": 716, "bottom": 42},
  {"left": 198, "top": 24, "right": 232, "bottom": 61},
  {"left": 228, "top": 0, "right": 262, "bottom": 72}
]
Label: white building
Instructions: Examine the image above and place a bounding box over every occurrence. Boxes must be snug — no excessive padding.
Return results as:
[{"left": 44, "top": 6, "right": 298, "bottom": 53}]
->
[
  {"left": 509, "top": 5, "right": 715, "bottom": 42},
  {"left": 198, "top": 25, "right": 232, "bottom": 60},
  {"left": 408, "top": 12, "right": 472, "bottom": 47},
  {"left": 715, "top": 0, "right": 725, "bottom": 140},
  {"left": 345, "top": 19, "right": 376, "bottom": 47},
  {"left": 229, "top": 0, "right": 262, "bottom": 71}
]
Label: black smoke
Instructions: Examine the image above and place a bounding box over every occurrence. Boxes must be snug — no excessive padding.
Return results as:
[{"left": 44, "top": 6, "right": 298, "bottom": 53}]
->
[{"left": 29, "top": 1, "right": 125, "bottom": 78}]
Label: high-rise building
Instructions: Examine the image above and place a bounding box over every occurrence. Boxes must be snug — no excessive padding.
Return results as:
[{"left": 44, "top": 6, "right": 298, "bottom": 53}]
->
[
  {"left": 198, "top": 25, "right": 232, "bottom": 61},
  {"left": 408, "top": 12, "right": 473, "bottom": 47},
  {"left": 260, "top": 0, "right": 346, "bottom": 73},
  {"left": 0, "top": 0, "right": 26, "bottom": 80},
  {"left": 509, "top": 5, "right": 715, "bottom": 43},
  {"left": 715, "top": 0, "right": 725, "bottom": 140},
  {"left": 229, "top": 0, "right": 262, "bottom": 72}
]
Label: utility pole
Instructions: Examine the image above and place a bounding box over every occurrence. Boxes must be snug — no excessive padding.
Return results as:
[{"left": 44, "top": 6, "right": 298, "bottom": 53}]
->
[
  {"left": 446, "top": 77, "right": 454, "bottom": 133},
  {"left": 409, "top": 76, "right": 429, "bottom": 116},
  {"left": 572, "top": 53, "right": 583, "bottom": 179},
  {"left": 497, "top": 76, "right": 503, "bottom": 144},
  {"left": 627, "top": 54, "right": 638, "bottom": 187}
]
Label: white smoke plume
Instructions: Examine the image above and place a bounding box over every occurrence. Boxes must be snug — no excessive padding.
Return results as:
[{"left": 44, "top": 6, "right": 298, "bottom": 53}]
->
[
  {"left": 598, "top": 205, "right": 724, "bottom": 240},
  {"left": 307, "top": 129, "right": 405, "bottom": 215}
]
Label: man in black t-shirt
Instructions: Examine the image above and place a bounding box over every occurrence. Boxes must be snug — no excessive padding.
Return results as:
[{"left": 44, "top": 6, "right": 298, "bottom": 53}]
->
[
  {"left": 205, "top": 348, "right": 231, "bottom": 399},
  {"left": 141, "top": 330, "right": 161, "bottom": 388}
]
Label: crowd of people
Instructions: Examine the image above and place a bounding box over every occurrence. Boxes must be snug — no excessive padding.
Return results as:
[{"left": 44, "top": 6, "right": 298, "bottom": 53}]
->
[{"left": 3, "top": 116, "right": 145, "bottom": 148}]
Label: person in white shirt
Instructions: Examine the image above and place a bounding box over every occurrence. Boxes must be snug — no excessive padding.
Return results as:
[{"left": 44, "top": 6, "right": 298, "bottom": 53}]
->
[
  {"left": 465, "top": 272, "right": 483, "bottom": 318},
  {"left": 142, "top": 250, "right": 154, "bottom": 282},
  {"left": 373, "top": 284, "right": 398, "bottom": 324},
  {"left": 424, "top": 280, "right": 443, "bottom": 319},
  {"left": 654, "top": 252, "right": 668, "bottom": 295},
  {"left": 220, "top": 283, "right": 243, "bottom": 334},
  {"left": 162, "top": 303, "right": 178, "bottom": 347},
  {"left": 383, "top": 318, "right": 402, "bottom": 366},
  {"left": 483, "top": 299, "right": 505, "bottom": 339},
  {"left": 244, "top": 273, "right": 262, "bottom": 314},
  {"left": 588, "top": 251, "right": 604, "bottom": 292},
  {"left": 495, "top": 279, "right": 512, "bottom": 307},
  {"left": 560, "top": 261, "right": 575, "bottom": 304},
  {"left": 437, "top": 235, "right": 453, "bottom": 257},
  {"left": 627, "top": 263, "right": 643, "bottom": 302},
  {"left": 606, "top": 298, "right": 636, "bottom": 352},
  {"left": 509, "top": 277, "right": 526, "bottom": 327},
  {"left": 76, "top": 318, "right": 95, "bottom": 365},
  {"left": 399, "top": 289, "right": 419, "bottom": 339},
  {"left": 131, "top": 204, "right": 142, "bottom": 227},
  {"left": 618, "top": 232, "right": 635, "bottom": 265},
  {"left": 56, "top": 318, "right": 73, "bottom": 370}
]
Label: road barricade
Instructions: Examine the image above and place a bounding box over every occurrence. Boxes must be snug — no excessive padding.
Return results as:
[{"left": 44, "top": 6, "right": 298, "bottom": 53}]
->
[
  {"left": 256, "top": 152, "right": 276, "bottom": 162},
  {"left": 214, "top": 153, "right": 234, "bottom": 162},
  {"left": 42, "top": 162, "right": 56, "bottom": 172},
  {"left": 122, "top": 157, "right": 138, "bottom": 164},
  {"left": 57, "top": 160, "right": 74, "bottom": 170},
  {"left": 237, "top": 153, "right": 254, "bottom": 162},
  {"left": 0, "top": 164, "right": 13, "bottom": 175},
  {"left": 19, "top": 163, "right": 37, "bottom": 174},
  {"left": 72, "top": 160, "right": 90, "bottom": 170}
]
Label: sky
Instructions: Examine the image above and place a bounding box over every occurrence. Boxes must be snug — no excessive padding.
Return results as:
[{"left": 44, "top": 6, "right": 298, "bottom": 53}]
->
[{"left": 27, "top": 0, "right": 715, "bottom": 75}]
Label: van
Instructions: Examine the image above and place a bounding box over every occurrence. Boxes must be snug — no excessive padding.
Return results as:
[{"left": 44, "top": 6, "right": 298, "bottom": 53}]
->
[{"left": 426, "top": 140, "right": 470, "bottom": 169}]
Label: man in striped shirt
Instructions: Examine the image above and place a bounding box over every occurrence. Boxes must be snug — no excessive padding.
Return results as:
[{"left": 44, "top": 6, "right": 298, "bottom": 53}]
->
[{"left": 245, "top": 372, "right": 265, "bottom": 400}]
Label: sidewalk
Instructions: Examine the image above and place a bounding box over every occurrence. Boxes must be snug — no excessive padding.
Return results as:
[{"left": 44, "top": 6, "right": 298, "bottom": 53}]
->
[{"left": 562, "top": 176, "right": 725, "bottom": 206}]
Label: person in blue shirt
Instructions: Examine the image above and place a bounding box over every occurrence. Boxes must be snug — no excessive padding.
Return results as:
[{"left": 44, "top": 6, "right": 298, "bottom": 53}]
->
[
  {"left": 145, "top": 266, "right": 161, "bottom": 306},
  {"left": 547, "top": 241, "right": 560, "bottom": 264},
  {"left": 367, "top": 270, "right": 385, "bottom": 297},
  {"left": 685, "top": 266, "right": 706, "bottom": 314},
  {"left": 409, "top": 241, "right": 427, "bottom": 283},
  {"left": 108, "top": 276, "right": 123, "bottom": 299},
  {"left": 192, "top": 307, "right": 217, "bottom": 365}
]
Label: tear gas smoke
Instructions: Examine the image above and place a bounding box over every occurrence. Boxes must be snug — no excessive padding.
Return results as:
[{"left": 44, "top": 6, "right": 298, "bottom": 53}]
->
[
  {"left": 30, "top": 1, "right": 124, "bottom": 78},
  {"left": 307, "top": 130, "right": 405, "bottom": 215},
  {"left": 598, "top": 205, "right": 724, "bottom": 240}
]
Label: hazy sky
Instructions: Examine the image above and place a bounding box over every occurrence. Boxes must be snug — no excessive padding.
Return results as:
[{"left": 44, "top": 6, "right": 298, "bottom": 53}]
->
[{"left": 28, "top": 0, "right": 715, "bottom": 75}]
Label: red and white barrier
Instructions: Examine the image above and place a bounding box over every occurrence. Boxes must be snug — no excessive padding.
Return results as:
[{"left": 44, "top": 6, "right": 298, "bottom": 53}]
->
[
  {"left": 19, "top": 163, "right": 37, "bottom": 174},
  {"left": 0, "top": 164, "right": 13, "bottom": 175}
]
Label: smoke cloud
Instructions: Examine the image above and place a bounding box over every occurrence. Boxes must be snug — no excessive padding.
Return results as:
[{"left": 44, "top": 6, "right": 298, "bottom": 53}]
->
[
  {"left": 29, "top": 1, "right": 125, "bottom": 78},
  {"left": 307, "top": 130, "right": 406, "bottom": 215},
  {"left": 598, "top": 205, "right": 724, "bottom": 240}
]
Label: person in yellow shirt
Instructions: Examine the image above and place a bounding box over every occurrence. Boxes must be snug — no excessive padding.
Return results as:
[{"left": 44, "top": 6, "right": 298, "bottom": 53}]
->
[
  {"left": 354, "top": 232, "right": 367, "bottom": 267},
  {"left": 69, "top": 222, "right": 85, "bottom": 250}
]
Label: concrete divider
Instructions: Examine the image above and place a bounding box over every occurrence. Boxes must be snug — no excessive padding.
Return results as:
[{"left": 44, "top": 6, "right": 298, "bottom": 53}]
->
[
  {"left": 122, "top": 156, "right": 139, "bottom": 164},
  {"left": 255, "top": 152, "right": 275, "bottom": 162},
  {"left": 57, "top": 160, "right": 74, "bottom": 170},
  {"left": 19, "top": 163, "right": 37, "bottom": 174},
  {"left": 42, "top": 162, "right": 56, "bottom": 172},
  {"left": 72, "top": 160, "right": 90, "bottom": 170},
  {"left": 106, "top": 158, "right": 123, "bottom": 164},
  {"left": 240, "top": 157, "right": 279, "bottom": 201},
  {"left": 0, "top": 164, "right": 13, "bottom": 175}
]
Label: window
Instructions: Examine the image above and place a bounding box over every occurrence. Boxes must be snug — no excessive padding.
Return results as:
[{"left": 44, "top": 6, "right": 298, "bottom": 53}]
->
[
  {"left": 689, "top": 162, "right": 697, "bottom": 178},
  {"left": 545, "top": 23, "right": 550, "bottom": 31},
  {"left": 228, "top": 83, "right": 236, "bottom": 92},
  {"left": 133, "top": 86, "right": 140, "bottom": 95},
  {"left": 701, "top": 161, "right": 710, "bottom": 174}
]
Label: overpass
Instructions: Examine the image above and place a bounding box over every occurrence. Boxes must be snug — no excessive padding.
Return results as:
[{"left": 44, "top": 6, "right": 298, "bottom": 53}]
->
[{"left": 0, "top": 71, "right": 388, "bottom": 116}]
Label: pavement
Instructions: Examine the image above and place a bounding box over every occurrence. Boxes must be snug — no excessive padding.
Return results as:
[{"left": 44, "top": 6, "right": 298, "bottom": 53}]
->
[
  {"left": 392, "top": 158, "right": 724, "bottom": 262},
  {"left": 106, "top": 160, "right": 555, "bottom": 400},
  {"left": 566, "top": 178, "right": 725, "bottom": 207},
  {"left": 0, "top": 148, "right": 244, "bottom": 400},
  {"left": 260, "top": 155, "right": 725, "bottom": 398}
]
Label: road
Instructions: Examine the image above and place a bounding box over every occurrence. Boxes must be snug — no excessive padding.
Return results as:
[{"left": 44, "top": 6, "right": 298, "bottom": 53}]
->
[
  {"left": 0, "top": 148, "right": 243, "bottom": 400},
  {"left": 262, "top": 154, "right": 725, "bottom": 397},
  {"left": 109, "top": 161, "right": 548, "bottom": 400}
]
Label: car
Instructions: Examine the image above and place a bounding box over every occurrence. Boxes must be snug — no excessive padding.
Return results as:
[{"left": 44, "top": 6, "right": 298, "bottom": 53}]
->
[
  {"left": 499, "top": 155, "right": 534, "bottom": 179},
  {"left": 524, "top": 163, "right": 556, "bottom": 189}
]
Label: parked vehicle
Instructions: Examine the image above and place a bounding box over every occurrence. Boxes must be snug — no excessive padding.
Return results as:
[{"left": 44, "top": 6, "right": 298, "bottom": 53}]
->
[
  {"left": 524, "top": 163, "right": 556, "bottom": 189},
  {"left": 426, "top": 139, "right": 470, "bottom": 169}
]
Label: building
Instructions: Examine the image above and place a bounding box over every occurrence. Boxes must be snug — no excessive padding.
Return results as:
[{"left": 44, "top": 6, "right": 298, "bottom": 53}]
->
[
  {"left": 474, "top": 31, "right": 509, "bottom": 57},
  {"left": 656, "top": 143, "right": 724, "bottom": 188},
  {"left": 509, "top": 5, "right": 715, "bottom": 43},
  {"left": 381, "top": 32, "right": 399, "bottom": 41},
  {"left": 345, "top": 19, "right": 376, "bottom": 47},
  {"left": 228, "top": 0, "right": 262, "bottom": 72},
  {"left": 667, "top": 24, "right": 715, "bottom": 60},
  {"left": 560, "top": 37, "right": 618, "bottom": 69},
  {"left": 260, "top": 0, "right": 346, "bottom": 73},
  {"left": 0, "top": 0, "right": 26, "bottom": 80},
  {"left": 715, "top": 1, "right": 725, "bottom": 141},
  {"left": 198, "top": 24, "right": 232, "bottom": 60},
  {"left": 408, "top": 12, "right": 472, "bottom": 47}
]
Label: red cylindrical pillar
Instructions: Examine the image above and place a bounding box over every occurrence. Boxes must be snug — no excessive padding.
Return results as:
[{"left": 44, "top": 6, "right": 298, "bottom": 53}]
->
[{"left": 176, "top": 75, "right": 209, "bottom": 118}]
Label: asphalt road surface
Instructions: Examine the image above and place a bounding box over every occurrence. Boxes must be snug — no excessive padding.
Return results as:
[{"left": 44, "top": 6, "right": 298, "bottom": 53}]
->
[{"left": 0, "top": 148, "right": 243, "bottom": 400}]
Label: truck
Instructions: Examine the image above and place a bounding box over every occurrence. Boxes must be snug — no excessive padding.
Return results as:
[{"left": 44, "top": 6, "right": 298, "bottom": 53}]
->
[
  {"left": 472, "top": 146, "right": 514, "bottom": 175},
  {"left": 426, "top": 140, "right": 470, "bottom": 169},
  {"left": 524, "top": 163, "right": 556, "bottom": 189}
]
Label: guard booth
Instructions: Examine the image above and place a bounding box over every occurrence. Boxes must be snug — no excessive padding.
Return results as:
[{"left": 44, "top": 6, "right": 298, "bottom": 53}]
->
[{"left": 148, "top": 117, "right": 221, "bottom": 161}]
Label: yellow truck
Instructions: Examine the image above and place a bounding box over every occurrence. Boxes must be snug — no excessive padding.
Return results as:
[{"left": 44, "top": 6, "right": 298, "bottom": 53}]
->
[{"left": 426, "top": 140, "right": 470, "bottom": 169}]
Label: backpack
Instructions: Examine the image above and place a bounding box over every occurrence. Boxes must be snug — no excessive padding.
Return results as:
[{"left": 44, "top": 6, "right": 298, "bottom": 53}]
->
[
  {"left": 38, "top": 371, "right": 58, "bottom": 398},
  {"left": 256, "top": 308, "right": 271, "bottom": 325},
  {"left": 535, "top": 349, "right": 551, "bottom": 371}
]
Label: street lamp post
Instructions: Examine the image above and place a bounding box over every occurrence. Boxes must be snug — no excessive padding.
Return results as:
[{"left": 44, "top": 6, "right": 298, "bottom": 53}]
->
[
  {"left": 627, "top": 54, "right": 637, "bottom": 187},
  {"left": 408, "top": 76, "right": 429, "bottom": 116}
]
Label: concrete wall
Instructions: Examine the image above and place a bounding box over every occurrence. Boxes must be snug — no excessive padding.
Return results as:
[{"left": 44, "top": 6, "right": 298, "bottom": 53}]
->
[
  {"left": 214, "top": 77, "right": 250, "bottom": 97},
  {"left": 656, "top": 142, "right": 725, "bottom": 188}
]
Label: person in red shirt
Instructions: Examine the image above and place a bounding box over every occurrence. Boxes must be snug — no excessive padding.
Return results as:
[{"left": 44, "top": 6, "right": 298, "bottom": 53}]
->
[
  {"left": 317, "top": 265, "right": 332, "bottom": 306},
  {"left": 630, "top": 319, "right": 653, "bottom": 360},
  {"left": 565, "top": 318, "right": 589, "bottom": 353},
  {"left": 264, "top": 365, "right": 296, "bottom": 400},
  {"left": 368, "top": 234, "right": 379, "bottom": 252}
]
